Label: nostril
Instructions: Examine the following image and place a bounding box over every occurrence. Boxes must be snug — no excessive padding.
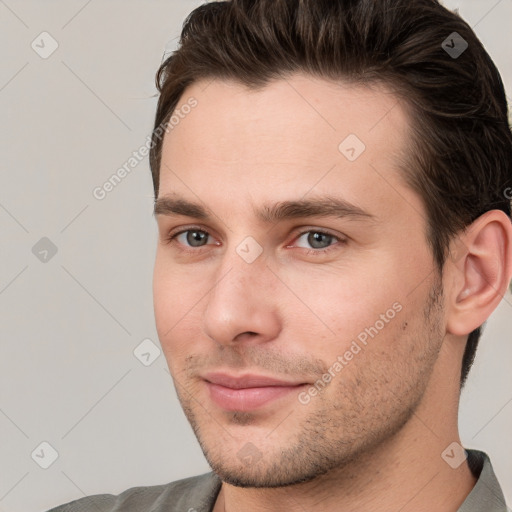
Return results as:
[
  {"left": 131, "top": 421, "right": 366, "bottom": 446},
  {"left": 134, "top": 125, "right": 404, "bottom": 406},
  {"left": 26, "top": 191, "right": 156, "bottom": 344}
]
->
[{"left": 233, "top": 331, "right": 259, "bottom": 342}]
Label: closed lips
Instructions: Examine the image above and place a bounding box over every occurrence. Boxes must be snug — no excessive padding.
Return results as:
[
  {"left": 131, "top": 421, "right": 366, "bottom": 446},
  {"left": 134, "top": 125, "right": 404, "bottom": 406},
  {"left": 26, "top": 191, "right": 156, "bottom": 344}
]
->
[{"left": 202, "top": 373, "right": 309, "bottom": 411}]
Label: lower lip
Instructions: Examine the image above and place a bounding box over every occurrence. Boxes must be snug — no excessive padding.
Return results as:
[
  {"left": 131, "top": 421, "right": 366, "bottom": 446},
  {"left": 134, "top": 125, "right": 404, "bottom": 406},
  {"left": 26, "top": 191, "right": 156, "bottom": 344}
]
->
[{"left": 205, "top": 382, "right": 305, "bottom": 411}]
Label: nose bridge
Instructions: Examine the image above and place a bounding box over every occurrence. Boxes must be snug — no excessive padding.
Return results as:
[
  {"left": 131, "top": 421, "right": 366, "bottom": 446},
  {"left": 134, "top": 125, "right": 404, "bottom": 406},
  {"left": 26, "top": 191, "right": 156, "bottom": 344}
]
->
[
  {"left": 215, "top": 232, "right": 269, "bottom": 297},
  {"left": 202, "top": 239, "right": 280, "bottom": 345}
]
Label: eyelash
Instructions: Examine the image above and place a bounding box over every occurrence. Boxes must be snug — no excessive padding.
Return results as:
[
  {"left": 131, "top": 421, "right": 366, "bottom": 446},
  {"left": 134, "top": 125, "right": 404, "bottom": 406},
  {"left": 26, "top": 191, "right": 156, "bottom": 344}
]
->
[{"left": 164, "top": 226, "right": 346, "bottom": 257}]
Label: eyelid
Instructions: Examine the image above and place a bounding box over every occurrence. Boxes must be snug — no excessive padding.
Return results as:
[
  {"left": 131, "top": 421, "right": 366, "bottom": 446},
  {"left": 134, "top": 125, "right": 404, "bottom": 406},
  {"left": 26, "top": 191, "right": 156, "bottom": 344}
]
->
[
  {"left": 164, "top": 224, "right": 219, "bottom": 246},
  {"left": 288, "top": 226, "right": 346, "bottom": 245}
]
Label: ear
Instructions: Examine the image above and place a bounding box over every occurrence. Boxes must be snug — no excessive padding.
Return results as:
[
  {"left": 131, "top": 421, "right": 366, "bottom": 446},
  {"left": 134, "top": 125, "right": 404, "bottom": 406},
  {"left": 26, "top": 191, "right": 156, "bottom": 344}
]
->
[{"left": 446, "top": 210, "right": 512, "bottom": 336}]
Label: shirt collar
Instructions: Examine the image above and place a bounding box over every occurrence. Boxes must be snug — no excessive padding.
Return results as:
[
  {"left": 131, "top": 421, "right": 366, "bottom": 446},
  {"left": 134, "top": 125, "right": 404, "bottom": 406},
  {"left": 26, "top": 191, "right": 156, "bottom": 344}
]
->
[{"left": 457, "top": 449, "right": 508, "bottom": 511}]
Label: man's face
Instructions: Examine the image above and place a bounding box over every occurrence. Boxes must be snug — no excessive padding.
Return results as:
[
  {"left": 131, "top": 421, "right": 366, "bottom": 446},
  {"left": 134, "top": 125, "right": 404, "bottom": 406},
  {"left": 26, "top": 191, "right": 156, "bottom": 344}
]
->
[{"left": 153, "top": 74, "right": 446, "bottom": 487}]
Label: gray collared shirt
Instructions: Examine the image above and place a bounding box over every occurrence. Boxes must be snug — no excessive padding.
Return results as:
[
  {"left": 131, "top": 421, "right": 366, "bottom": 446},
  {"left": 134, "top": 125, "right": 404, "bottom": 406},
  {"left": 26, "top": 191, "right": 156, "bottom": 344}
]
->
[
  {"left": 46, "top": 449, "right": 508, "bottom": 511},
  {"left": 458, "top": 450, "right": 508, "bottom": 511}
]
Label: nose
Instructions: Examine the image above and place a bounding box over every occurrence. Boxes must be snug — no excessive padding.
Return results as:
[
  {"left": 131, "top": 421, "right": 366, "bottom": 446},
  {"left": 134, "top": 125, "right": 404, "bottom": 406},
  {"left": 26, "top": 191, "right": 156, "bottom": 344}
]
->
[{"left": 202, "top": 246, "right": 282, "bottom": 347}]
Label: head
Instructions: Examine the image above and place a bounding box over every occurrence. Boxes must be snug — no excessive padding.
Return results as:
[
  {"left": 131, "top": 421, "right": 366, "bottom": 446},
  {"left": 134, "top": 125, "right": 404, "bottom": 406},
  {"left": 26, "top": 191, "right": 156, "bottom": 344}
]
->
[{"left": 151, "top": 0, "right": 512, "bottom": 488}]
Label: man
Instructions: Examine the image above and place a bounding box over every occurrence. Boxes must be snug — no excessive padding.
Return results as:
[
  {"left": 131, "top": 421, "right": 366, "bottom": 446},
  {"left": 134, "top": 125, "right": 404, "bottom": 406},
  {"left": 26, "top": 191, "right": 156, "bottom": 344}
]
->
[{"left": 48, "top": 0, "right": 512, "bottom": 510}]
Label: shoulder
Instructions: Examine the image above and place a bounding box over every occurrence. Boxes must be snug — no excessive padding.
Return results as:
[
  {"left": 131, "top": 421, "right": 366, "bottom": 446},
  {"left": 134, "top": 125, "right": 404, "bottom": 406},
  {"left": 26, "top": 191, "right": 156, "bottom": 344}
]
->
[{"left": 46, "top": 472, "right": 221, "bottom": 512}]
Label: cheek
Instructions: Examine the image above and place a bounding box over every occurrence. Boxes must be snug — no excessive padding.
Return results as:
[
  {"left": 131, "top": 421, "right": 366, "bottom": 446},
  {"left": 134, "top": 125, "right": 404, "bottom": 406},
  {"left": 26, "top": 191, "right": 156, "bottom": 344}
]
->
[
  {"left": 152, "top": 256, "right": 200, "bottom": 351},
  {"left": 280, "top": 258, "right": 420, "bottom": 367},
  {"left": 284, "top": 268, "right": 399, "bottom": 337}
]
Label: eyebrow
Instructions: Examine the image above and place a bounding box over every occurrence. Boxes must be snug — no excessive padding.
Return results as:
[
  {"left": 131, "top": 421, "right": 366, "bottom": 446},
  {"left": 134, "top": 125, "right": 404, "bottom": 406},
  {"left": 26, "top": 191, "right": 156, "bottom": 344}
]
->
[{"left": 154, "top": 194, "right": 376, "bottom": 224}]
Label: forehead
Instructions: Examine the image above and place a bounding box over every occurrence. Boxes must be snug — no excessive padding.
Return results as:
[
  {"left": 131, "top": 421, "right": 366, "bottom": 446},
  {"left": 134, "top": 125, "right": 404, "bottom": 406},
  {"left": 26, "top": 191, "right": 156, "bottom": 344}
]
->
[
  {"left": 163, "top": 74, "right": 409, "bottom": 161},
  {"left": 158, "top": 74, "right": 419, "bottom": 223}
]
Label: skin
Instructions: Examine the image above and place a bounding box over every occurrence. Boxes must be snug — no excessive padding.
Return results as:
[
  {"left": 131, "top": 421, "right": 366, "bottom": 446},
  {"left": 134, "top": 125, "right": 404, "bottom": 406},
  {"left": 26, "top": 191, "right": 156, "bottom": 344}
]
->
[{"left": 152, "top": 74, "right": 512, "bottom": 511}]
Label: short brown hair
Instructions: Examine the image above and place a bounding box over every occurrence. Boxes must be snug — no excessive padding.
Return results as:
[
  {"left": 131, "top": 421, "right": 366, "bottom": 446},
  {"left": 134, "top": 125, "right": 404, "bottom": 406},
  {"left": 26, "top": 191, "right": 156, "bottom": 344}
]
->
[{"left": 149, "top": 0, "right": 512, "bottom": 388}]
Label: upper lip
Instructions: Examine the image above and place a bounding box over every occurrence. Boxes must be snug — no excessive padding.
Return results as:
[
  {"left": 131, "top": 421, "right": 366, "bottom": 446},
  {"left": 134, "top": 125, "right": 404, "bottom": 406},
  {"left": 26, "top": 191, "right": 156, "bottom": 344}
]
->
[{"left": 202, "top": 372, "right": 306, "bottom": 389}]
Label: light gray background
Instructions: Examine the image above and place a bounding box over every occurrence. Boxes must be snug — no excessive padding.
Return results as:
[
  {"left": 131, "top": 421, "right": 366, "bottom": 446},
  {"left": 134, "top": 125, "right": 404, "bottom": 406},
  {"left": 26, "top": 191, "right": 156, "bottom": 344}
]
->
[{"left": 0, "top": 1, "right": 510, "bottom": 511}]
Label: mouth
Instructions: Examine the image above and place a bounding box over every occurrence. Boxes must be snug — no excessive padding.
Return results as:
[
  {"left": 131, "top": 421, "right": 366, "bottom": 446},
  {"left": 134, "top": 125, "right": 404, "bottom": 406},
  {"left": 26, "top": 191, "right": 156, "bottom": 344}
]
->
[{"left": 202, "top": 372, "right": 309, "bottom": 412}]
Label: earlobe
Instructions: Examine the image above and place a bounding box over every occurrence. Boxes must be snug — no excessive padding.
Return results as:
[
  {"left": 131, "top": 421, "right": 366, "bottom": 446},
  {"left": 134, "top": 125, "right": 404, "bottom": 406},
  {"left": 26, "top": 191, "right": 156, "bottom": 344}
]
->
[{"left": 446, "top": 210, "right": 512, "bottom": 337}]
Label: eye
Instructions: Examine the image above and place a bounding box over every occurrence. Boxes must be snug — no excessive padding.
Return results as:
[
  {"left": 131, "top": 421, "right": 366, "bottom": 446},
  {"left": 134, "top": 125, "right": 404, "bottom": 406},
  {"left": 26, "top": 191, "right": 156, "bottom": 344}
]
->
[
  {"left": 291, "top": 229, "right": 345, "bottom": 254},
  {"left": 177, "top": 229, "right": 208, "bottom": 247},
  {"left": 166, "top": 228, "right": 217, "bottom": 250}
]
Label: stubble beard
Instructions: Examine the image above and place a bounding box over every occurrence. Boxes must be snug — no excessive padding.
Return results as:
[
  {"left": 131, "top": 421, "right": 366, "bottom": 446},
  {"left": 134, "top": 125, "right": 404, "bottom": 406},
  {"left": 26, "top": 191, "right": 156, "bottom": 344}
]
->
[{"left": 174, "top": 278, "right": 445, "bottom": 489}]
